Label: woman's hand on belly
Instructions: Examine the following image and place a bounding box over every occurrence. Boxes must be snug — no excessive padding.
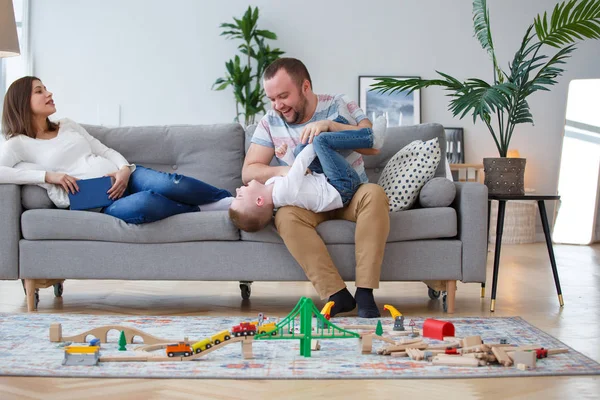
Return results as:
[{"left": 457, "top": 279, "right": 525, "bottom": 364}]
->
[
  {"left": 105, "top": 166, "right": 131, "bottom": 200},
  {"left": 45, "top": 172, "right": 79, "bottom": 194}
]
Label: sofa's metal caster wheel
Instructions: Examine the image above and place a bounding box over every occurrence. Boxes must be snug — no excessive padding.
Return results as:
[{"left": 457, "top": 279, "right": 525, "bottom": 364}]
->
[
  {"left": 428, "top": 287, "right": 441, "bottom": 300},
  {"left": 53, "top": 283, "right": 63, "bottom": 297},
  {"left": 442, "top": 291, "right": 448, "bottom": 312},
  {"left": 239, "top": 281, "right": 252, "bottom": 300}
]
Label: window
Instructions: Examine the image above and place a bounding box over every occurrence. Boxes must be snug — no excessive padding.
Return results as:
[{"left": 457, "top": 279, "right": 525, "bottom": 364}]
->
[{"left": 1, "top": 0, "right": 29, "bottom": 114}]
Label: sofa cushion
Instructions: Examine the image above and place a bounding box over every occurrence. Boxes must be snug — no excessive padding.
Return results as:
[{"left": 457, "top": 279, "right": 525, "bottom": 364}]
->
[
  {"left": 21, "top": 185, "right": 55, "bottom": 210},
  {"left": 240, "top": 207, "right": 456, "bottom": 244},
  {"left": 419, "top": 177, "right": 456, "bottom": 208},
  {"left": 364, "top": 123, "right": 447, "bottom": 183},
  {"left": 81, "top": 123, "right": 245, "bottom": 196},
  {"left": 377, "top": 138, "right": 441, "bottom": 212},
  {"left": 21, "top": 209, "right": 240, "bottom": 243}
]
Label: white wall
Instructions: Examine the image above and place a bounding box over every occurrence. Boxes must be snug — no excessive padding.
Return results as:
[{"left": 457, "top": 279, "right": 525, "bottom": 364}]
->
[{"left": 29, "top": 0, "right": 600, "bottom": 238}]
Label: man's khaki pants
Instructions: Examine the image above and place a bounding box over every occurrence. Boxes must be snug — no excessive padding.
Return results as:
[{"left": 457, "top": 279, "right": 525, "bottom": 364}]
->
[{"left": 274, "top": 183, "right": 390, "bottom": 299}]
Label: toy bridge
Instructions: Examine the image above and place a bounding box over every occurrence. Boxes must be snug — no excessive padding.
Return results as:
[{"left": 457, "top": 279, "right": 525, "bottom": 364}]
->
[{"left": 254, "top": 297, "right": 359, "bottom": 357}]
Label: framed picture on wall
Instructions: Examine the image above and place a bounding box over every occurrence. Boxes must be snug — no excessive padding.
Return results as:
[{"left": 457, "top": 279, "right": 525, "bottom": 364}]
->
[
  {"left": 444, "top": 127, "right": 465, "bottom": 164},
  {"left": 358, "top": 76, "right": 421, "bottom": 127}
]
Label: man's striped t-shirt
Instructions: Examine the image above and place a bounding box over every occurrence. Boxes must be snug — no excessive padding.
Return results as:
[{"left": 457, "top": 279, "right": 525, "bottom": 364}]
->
[{"left": 250, "top": 94, "right": 370, "bottom": 183}]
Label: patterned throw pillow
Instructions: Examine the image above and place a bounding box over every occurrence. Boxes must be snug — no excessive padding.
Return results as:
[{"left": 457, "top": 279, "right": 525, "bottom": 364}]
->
[{"left": 377, "top": 137, "right": 442, "bottom": 212}]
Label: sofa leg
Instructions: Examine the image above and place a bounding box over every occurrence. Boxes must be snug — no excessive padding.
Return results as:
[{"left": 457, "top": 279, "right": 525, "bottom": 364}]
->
[
  {"left": 25, "top": 279, "right": 37, "bottom": 312},
  {"left": 445, "top": 280, "right": 456, "bottom": 314}
]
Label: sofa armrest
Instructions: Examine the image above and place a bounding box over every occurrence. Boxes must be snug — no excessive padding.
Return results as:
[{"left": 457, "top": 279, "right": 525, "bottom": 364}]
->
[
  {"left": 452, "top": 182, "right": 488, "bottom": 283},
  {"left": 0, "top": 184, "right": 21, "bottom": 279}
]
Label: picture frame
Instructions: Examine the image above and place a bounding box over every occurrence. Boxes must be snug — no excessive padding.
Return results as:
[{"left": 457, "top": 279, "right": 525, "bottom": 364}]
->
[
  {"left": 444, "top": 127, "right": 465, "bottom": 164},
  {"left": 358, "top": 76, "right": 421, "bottom": 127}
]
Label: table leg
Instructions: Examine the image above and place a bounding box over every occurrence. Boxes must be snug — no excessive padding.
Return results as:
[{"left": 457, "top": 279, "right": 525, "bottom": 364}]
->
[
  {"left": 482, "top": 200, "right": 491, "bottom": 298},
  {"left": 537, "top": 200, "right": 564, "bottom": 307},
  {"left": 490, "top": 200, "right": 506, "bottom": 312}
]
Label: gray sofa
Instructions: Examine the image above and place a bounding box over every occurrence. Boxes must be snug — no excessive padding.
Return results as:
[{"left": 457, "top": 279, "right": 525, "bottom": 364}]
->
[{"left": 0, "top": 122, "right": 488, "bottom": 312}]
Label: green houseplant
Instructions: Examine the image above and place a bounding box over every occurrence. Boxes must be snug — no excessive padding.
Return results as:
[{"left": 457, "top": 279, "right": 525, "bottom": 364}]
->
[
  {"left": 213, "top": 6, "right": 284, "bottom": 127},
  {"left": 371, "top": 0, "right": 600, "bottom": 194}
]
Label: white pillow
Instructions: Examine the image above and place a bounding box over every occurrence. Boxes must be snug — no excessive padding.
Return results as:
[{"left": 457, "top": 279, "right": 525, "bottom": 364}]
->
[{"left": 377, "top": 137, "right": 442, "bottom": 212}]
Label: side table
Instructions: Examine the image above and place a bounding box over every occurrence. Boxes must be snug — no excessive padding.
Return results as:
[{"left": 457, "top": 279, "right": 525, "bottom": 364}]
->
[{"left": 486, "top": 194, "right": 564, "bottom": 312}]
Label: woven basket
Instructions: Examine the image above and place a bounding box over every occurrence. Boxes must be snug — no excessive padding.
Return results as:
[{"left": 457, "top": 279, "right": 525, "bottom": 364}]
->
[{"left": 489, "top": 200, "right": 537, "bottom": 244}]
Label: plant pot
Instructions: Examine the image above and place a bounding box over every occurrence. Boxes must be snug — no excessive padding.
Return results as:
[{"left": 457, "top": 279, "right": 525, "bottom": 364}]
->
[{"left": 483, "top": 157, "right": 526, "bottom": 195}]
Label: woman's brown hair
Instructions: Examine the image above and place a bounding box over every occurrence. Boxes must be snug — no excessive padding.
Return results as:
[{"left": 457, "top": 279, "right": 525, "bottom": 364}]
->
[{"left": 2, "top": 76, "right": 58, "bottom": 139}]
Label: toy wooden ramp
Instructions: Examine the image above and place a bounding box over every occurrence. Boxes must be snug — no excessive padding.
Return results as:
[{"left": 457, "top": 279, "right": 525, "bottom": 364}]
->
[
  {"left": 49, "top": 323, "right": 175, "bottom": 345},
  {"left": 253, "top": 297, "right": 360, "bottom": 357},
  {"left": 185, "top": 336, "right": 251, "bottom": 360},
  {"left": 102, "top": 337, "right": 254, "bottom": 362}
]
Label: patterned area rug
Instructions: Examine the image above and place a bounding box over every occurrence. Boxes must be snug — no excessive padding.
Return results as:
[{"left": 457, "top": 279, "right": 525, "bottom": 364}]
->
[{"left": 0, "top": 313, "right": 598, "bottom": 379}]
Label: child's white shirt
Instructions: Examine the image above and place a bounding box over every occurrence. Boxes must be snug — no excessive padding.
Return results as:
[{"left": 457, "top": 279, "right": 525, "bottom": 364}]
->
[{"left": 266, "top": 144, "right": 343, "bottom": 213}]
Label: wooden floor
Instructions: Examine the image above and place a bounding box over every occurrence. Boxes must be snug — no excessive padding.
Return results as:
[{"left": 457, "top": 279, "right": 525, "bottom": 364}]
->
[{"left": 0, "top": 243, "right": 599, "bottom": 399}]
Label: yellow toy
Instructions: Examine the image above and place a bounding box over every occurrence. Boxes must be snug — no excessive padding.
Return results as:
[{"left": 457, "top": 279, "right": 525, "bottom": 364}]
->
[
  {"left": 211, "top": 330, "right": 232, "bottom": 345},
  {"left": 383, "top": 304, "right": 405, "bottom": 331},
  {"left": 65, "top": 345, "right": 99, "bottom": 354},
  {"left": 257, "top": 321, "right": 278, "bottom": 335},
  {"left": 191, "top": 338, "right": 213, "bottom": 353},
  {"left": 320, "top": 301, "right": 335, "bottom": 320}
]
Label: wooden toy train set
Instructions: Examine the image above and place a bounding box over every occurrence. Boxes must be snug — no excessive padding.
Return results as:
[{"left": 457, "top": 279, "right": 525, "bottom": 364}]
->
[{"left": 51, "top": 297, "right": 568, "bottom": 370}]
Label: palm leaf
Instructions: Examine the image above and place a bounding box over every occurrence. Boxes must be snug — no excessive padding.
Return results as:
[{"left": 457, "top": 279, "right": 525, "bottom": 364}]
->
[
  {"left": 534, "top": 0, "right": 600, "bottom": 48},
  {"left": 473, "top": 0, "right": 504, "bottom": 82}
]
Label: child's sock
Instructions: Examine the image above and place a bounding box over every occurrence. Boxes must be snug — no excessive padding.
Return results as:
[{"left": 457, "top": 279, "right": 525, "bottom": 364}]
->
[
  {"left": 199, "top": 196, "right": 234, "bottom": 211},
  {"left": 355, "top": 287, "right": 381, "bottom": 318},
  {"left": 372, "top": 115, "right": 387, "bottom": 150},
  {"left": 328, "top": 287, "right": 356, "bottom": 317}
]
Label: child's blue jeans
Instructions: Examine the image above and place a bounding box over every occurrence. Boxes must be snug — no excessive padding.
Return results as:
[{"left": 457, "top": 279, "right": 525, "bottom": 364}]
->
[
  {"left": 293, "top": 116, "right": 374, "bottom": 205},
  {"left": 102, "top": 166, "right": 232, "bottom": 224}
]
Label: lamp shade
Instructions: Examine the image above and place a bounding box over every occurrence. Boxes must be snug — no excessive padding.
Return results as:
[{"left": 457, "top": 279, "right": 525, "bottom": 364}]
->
[
  {"left": 0, "top": 0, "right": 20, "bottom": 58},
  {"left": 507, "top": 149, "right": 521, "bottom": 158}
]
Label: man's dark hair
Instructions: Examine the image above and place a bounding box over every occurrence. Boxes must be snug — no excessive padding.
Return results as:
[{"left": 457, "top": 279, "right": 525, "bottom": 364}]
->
[{"left": 263, "top": 58, "right": 312, "bottom": 89}]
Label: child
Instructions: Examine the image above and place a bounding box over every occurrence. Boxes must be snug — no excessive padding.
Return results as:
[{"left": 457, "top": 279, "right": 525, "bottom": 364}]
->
[{"left": 229, "top": 116, "right": 386, "bottom": 232}]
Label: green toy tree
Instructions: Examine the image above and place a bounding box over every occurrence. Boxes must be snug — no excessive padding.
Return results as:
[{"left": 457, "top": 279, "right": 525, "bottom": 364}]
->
[
  {"left": 118, "top": 330, "right": 127, "bottom": 351},
  {"left": 375, "top": 320, "right": 384, "bottom": 336}
]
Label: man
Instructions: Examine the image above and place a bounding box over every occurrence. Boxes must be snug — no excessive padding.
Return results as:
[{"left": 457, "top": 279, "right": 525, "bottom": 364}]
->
[{"left": 242, "top": 58, "right": 390, "bottom": 318}]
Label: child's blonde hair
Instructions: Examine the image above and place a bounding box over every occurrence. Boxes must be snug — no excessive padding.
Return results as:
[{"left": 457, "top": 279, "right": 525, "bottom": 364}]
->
[{"left": 229, "top": 205, "right": 273, "bottom": 232}]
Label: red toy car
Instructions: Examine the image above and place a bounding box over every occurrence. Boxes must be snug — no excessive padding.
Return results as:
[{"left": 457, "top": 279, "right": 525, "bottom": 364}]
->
[{"left": 232, "top": 322, "right": 257, "bottom": 337}]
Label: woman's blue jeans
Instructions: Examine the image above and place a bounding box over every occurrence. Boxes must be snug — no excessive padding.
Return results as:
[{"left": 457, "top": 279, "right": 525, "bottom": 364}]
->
[
  {"left": 293, "top": 117, "right": 373, "bottom": 205},
  {"left": 102, "top": 166, "right": 232, "bottom": 224}
]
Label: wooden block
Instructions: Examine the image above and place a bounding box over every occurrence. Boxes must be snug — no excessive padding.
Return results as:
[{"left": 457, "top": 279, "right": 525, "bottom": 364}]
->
[
  {"left": 311, "top": 339, "right": 321, "bottom": 351},
  {"left": 390, "top": 351, "right": 408, "bottom": 357},
  {"left": 492, "top": 347, "right": 513, "bottom": 367},
  {"left": 432, "top": 356, "right": 481, "bottom": 367},
  {"left": 49, "top": 323, "right": 62, "bottom": 342},
  {"left": 511, "top": 351, "right": 536, "bottom": 368},
  {"left": 547, "top": 348, "right": 569, "bottom": 355},
  {"left": 461, "top": 336, "right": 483, "bottom": 348},
  {"left": 428, "top": 341, "right": 461, "bottom": 350},
  {"left": 517, "top": 363, "right": 528, "bottom": 371},
  {"left": 371, "top": 335, "right": 397, "bottom": 345},
  {"left": 380, "top": 342, "right": 427, "bottom": 355},
  {"left": 460, "top": 344, "right": 491, "bottom": 354},
  {"left": 361, "top": 334, "right": 373, "bottom": 354},
  {"left": 399, "top": 338, "right": 422, "bottom": 345},
  {"left": 241, "top": 339, "right": 253, "bottom": 359}
]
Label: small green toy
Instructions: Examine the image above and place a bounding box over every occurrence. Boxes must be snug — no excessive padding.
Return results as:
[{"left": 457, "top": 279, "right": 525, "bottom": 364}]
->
[{"left": 118, "top": 330, "right": 127, "bottom": 351}]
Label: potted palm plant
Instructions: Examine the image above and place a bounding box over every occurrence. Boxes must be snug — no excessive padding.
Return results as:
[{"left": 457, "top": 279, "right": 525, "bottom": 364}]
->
[
  {"left": 371, "top": 0, "right": 600, "bottom": 195},
  {"left": 213, "top": 6, "right": 284, "bottom": 127}
]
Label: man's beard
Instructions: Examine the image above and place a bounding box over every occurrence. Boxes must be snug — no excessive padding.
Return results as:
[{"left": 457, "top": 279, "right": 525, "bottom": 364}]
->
[{"left": 279, "top": 94, "right": 307, "bottom": 124}]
